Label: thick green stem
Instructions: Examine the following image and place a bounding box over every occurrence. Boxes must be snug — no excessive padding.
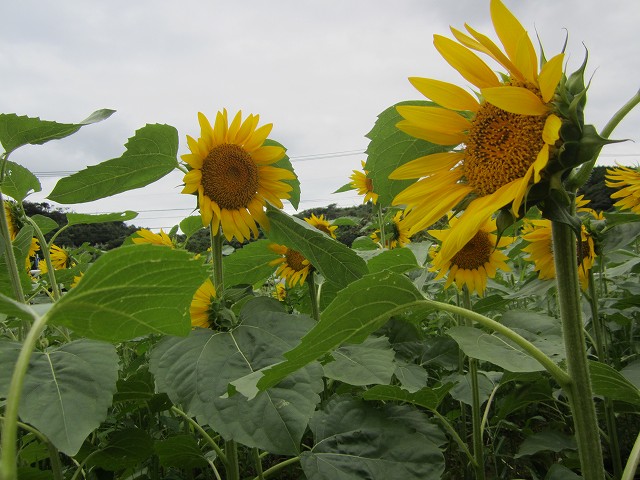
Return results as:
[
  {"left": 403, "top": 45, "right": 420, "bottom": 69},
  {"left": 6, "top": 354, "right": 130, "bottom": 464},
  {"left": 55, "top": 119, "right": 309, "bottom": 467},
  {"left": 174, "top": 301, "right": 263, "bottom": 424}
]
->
[
  {"left": 551, "top": 220, "right": 605, "bottom": 480},
  {"left": 307, "top": 272, "right": 320, "bottom": 321},
  {"left": 431, "top": 409, "right": 477, "bottom": 468},
  {"left": 170, "top": 406, "right": 227, "bottom": 465},
  {"left": 210, "top": 224, "right": 224, "bottom": 292},
  {"left": 224, "top": 440, "right": 240, "bottom": 480},
  {"left": 252, "top": 447, "right": 264, "bottom": 480},
  {"left": 622, "top": 428, "right": 640, "bottom": 480},
  {"left": 252, "top": 456, "right": 300, "bottom": 480},
  {"left": 0, "top": 310, "right": 49, "bottom": 480}
]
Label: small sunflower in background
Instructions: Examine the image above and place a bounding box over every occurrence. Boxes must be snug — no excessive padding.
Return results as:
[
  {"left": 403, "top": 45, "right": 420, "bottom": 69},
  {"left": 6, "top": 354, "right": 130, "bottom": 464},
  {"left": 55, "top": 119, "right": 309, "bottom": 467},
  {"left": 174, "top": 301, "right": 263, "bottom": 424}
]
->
[
  {"left": 605, "top": 164, "right": 640, "bottom": 214},
  {"left": 3, "top": 200, "right": 20, "bottom": 239},
  {"left": 39, "top": 245, "right": 72, "bottom": 274},
  {"left": 371, "top": 211, "right": 412, "bottom": 249},
  {"left": 181, "top": 109, "right": 296, "bottom": 243},
  {"left": 350, "top": 160, "right": 378, "bottom": 204},
  {"left": 273, "top": 282, "right": 287, "bottom": 302},
  {"left": 521, "top": 219, "right": 596, "bottom": 291},
  {"left": 269, "top": 244, "right": 312, "bottom": 287},
  {"left": 190, "top": 278, "right": 217, "bottom": 329},
  {"left": 132, "top": 228, "right": 174, "bottom": 247},
  {"left": 429, "top": 217, "right": 511, "bottom": 296},
  {"left": 304, "top": 213, "right": 338, "bottom": 239}
]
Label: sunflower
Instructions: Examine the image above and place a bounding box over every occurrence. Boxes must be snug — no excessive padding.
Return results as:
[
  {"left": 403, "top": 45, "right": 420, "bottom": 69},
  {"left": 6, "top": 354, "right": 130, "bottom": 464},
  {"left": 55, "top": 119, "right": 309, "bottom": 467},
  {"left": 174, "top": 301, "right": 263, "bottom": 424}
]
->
[
  {"left": 390, "top": 0, "right": 564, "bottom": 266},
  {"left": 181, "top": 109, "right": 296, "bottom": 243},
  {"left": 39, "top": 244, "right": 72, "bottom": 274},
  {"left": 3, "top": 200, "right": 20, "bottom": 239},
  {"left": 371, "top": 211, "right": 412, "bottom": 249},
  {"left": 132, "top": 228, "right": 174, "bottom": 247},
  {"left": 269, "top": 243, "right": 312, "bottom": 287},
  {"left": 190, "top": 278, "right": 217, "bottom": 329},
  {"left": 521, "top": 219, "right": 596, "bottom": 291},
  {"left": 429, "top": 217, "right": 511, "bottom": 296},
  {"left": 350, "top": 161, "right": 378, "bottom": 204},
  {"left": 273, "top": 282, "right": 287, "bottom": 302},
  {"left": 605, "top": 164, "right": 640, "bottom": 214},
  {"left": 305, "top": 213, "right": 338, "bottom": 239}
]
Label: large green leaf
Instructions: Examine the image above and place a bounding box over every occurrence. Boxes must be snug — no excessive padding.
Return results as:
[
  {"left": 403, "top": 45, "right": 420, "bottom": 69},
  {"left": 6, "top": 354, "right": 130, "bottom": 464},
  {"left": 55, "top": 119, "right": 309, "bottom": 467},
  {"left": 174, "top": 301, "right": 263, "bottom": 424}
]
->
[
  {"left": 65, "top": 211, "right": 138, "bottom": 226},
  {"left": 300, "top": 396, "right": 445, "bottom": 480},
  {"left": 223, "top": 239, "right": 280, "bottom": 288},
  {"left": 0, "top": 109, "right": 115, "bottom": 154},
  {"left": 154, "top": 435, "right": 208, "bottom": 469},
  {"left": 589, "top": 360, "right": 640, "bottom": 405},
  {"left": 515, "top": 431, "right": 577, "bottom": 458},
  {"left": 266, "top": 208, "right": 367, "bottom": 288},
  {"left": 323, "top": 336, "right": 397, "bottom": 386},
  {"left": 46, "top": 244, "right": 208, "bottom": 342},
  {"left": 150, "top": 298, "right": 323, "bottom": 455},
  {"left": 366, "top": 247, "right": 420, "bottom": 274},
  {"left": 86, "top": 428, "right": 154, "bottom": 470},
  {"left": 365, "top": 101, "right": 452, "bottom": 206},
  {"left": 363, "top": 384, "right": 453, "bottom": 411},
  {"left": 252, "top": 271, "right": 431, "bottom": 394},
  {"left": 0, "top": 339, "right": 119, "bottom": 456},
  {"left": 0, "top": 161, "right": 41, "bottom": 201},
  {"left": 47, "top": 123, "right": 178, "bottom": 204}
]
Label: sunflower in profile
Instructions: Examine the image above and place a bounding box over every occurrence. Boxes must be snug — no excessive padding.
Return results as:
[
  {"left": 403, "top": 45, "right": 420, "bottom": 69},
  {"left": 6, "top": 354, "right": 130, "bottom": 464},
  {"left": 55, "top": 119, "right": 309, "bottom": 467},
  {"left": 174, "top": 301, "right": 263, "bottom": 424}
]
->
[
  {"left": 181, "top": 109, "right": 296, "bottom": 242},
  {"left": 190, "top": 278, "right": 217, "bottom": 329},
  {"left": 132, "top": 228, "right": 174, "bottom": 247},
  {"left": 429, "top": 217, "right": 511, "bottom": 296},
  {"left": 3, "top": 200, "right": 20, "bottom": 239},
  {"left": 39, "top": 244, "right": 72, "bottom": 274},
  {"left": 305, "top": 213, "right": 338, "bottom": 239},
  {"left": 605, "top": 164, "right": 640, "bottom": 214},
  {"left": 371, "top": 211, "right": 412, "bottom": 249},
  {"left": 521, "top": 219, "right": 596, "bottom": 291},
  {"left": 390, "top": 0, "right": 565, "bottom": 266},
  {"left": 350, "top": 161, "right": 378, "bottom": 204},
  {"left": 269, "top": 243, "right": 312, "bottom": 287}
]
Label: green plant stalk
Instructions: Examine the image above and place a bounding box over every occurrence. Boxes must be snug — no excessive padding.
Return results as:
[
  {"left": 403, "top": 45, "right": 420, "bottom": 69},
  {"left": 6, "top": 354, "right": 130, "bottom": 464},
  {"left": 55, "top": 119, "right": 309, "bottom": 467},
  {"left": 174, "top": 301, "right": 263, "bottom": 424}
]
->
[
  {"left": 23, "top": 216, "right": 62, "bottom": 301},
  {"left": 431, "top": 409, "right": 477, "bottom": 468},
  {"left": 252, "top": 447, "right": 264, "bottom": 480},
  {"left": 551, "top": 220, "right": 604, "bottom": 480},
  {"left": 224, "top": 440, "right": 240, "bottom": 480},
  {"left": 210, "top": 224, "right": 224, "bottom": 292},
  {"left": 170, "top": 406, "right": 227, "bottom": 465},
  {"left": 251, "top": 456, "right": 300, "bottom": 480},
  {"left": 0, "top": 310, "right": 49, "bottom": 480},
  {"left": 376, "top": 202, "right": 386, "bottom": 248},
  {"left": 307, "top": 272, "right": 320, "bottom": 321},
  {"left": 0, "top": 191, "right": 26, "bottom": 305},
  {"left": 622, "top": 428, "right": 640, "bottom": 480}
]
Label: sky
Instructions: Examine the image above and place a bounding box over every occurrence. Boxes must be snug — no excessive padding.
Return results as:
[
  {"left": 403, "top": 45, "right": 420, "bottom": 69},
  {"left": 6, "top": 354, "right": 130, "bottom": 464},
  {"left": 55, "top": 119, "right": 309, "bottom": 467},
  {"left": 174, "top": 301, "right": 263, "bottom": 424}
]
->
[{"left": 1, "top": 0, "right": 639, "bottom": 231}]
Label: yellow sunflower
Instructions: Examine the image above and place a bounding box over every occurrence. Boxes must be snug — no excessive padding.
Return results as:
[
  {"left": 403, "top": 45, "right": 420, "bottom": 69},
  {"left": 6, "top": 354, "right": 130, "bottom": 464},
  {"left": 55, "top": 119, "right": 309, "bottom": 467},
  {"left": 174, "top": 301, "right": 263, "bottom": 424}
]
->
[
  {"left": 273, "top": 282, "right": 287, "bottom": 302},
  {"left": 181, "top": 109, "right": 296, "bottom": 243},
  {"left": 350, "top": 160, "right": 378, "bottom": 204},
  {"left": 371, "top": 211, "right": 412, "bottom": 249},
  {"left": 305, "top": 213, "right": 338, "bottom": 239},
  {"left": 132, "top": 228, "right": 174, "bottom": 247},
  {"left": 605, "top": 164, "right": 640, "bottom": 214},
  {"left": 429, "top": 217, "right": 511, "bottom": 296},
  {"left": 39, "top": 244, "right": 72, "bottom": 274},
  {"left": 190, "top": 278, "right": 217, "bottom": 329},
  {"left": 390, "top": 0, "right": 564, "bottom": 266},
  {"left": 3, "top": 200, "right": 20, "bottom": 239},
  {"left": 269, "top": 243, "right": 312, "bottom": 287},
  {"left": 521, "top": 219, "right": 596, "bottom": 291}
]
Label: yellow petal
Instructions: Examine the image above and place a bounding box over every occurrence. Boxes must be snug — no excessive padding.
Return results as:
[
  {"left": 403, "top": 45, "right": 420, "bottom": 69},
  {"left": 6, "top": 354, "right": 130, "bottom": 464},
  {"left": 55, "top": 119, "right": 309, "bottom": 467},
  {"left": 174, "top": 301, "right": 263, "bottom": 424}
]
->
[
  {"left": 212, "top": 110, "right": 227, "bottom": 145},
  {"left": 390, "top": 152, "right": 464, "bottom": 180},
  {"left": 220, "top": 209, "right": 238, "bottom": 242},
  {"left": 532, "top": 144, "right": 549, "bottom": 183},
  {"left": 244, "top": 123, "right": 273, "bottom": 152},
  {"left": 198, "top": 112, "right": 215, "bottom": 150},
  {"left": 226, "top": 111, "right": 243, "bottom": 143},
  {"left": 538, "top": 53, "right": 565, "bottom": 103},
  {"left": 481, "top": 86, "right": 548, "bottom": 115},
  {"left": 396, "top": 120, "right": 466, "bottom": 146},
  {"left": 181, "top": 152, "right": 203, "bottom": 170},
  {"left": 490, "top": 0, "right": 530, "bottom": 65},
  {"left": 397, "top": 105, "right": 471, "bottom": 133},
  {"left": 514, "top": 33, "right": 538, "bottom": 84},
  {"left": 433, "top": 35, "right": 500, "bottom": 89},
  {"left": 409, "top": 77, "right": 479, "bottom": 112},
  {"left": 183, "top": 169, "right": 202, "bottom": 184},
  {"left": 181, "top": 182, "right": 198, "bottom": 194},
  {"left": 542, "top": 114, "right": 561, "bottom": 145},
  {"left": 252, "top": 145, "right": 285, "bottom": 164},
  {"left": 236, "top": 113, "right": 256, "bottom": 146}
]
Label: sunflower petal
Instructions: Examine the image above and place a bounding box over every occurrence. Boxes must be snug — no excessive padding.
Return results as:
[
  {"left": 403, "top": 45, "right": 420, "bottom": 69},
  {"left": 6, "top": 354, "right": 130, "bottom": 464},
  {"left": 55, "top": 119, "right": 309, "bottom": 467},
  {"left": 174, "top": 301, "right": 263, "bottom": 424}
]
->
[
  {"left": 396, "top": 121, "right": 466, "bottom": 146},
  {"left": 198, "top": 112, "right": 215, "bottom": 150},
  {"left": 409, "top": 77, "right": 479, "bottom": 112},
  {"left": 252, "top": 145, "right": 286, "bottom": 164},
  {"left": 539, "top": 53, "right": 565, "bottom": 103},
  {"left": 514, "top": 33, "right": 538, "bottom": 84},
  {"left": 543, "top": 114, "right": 561, "bottom": 145},
  {"left": 434, "top": 35, "right": 500, "bottom": 89},
  {"left": 490, "top": 0, "right": 530, "bottom": 65},
  {"left": 390, "top": 152, "right": 464, "bottom": 180},
  {"left": 244, "top": 123, "right": 273, "bottom": 152},
  {"left": 397, "top": 105, "right": 471, "bottom": 133},
  {"left": 226, "top": 111, "right": 243, "bottom": 143},
  {"left": 481, "top": 86, "right": 548, "bottom": 115}
]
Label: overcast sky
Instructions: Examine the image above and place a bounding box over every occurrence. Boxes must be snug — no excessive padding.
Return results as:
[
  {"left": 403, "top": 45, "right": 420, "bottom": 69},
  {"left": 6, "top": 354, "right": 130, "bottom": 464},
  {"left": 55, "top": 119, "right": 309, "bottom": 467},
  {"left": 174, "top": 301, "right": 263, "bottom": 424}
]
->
[{"left": 1, "top": 0, "right": 639, "bottom": 230}]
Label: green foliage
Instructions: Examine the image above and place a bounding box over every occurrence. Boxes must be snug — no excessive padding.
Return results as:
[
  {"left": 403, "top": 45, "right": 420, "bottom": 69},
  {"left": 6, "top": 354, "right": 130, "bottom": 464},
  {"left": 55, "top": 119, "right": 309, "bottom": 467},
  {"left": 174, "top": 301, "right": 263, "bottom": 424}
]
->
[{"left": 0, "top": 161, "right": 41, "bottom": 201}]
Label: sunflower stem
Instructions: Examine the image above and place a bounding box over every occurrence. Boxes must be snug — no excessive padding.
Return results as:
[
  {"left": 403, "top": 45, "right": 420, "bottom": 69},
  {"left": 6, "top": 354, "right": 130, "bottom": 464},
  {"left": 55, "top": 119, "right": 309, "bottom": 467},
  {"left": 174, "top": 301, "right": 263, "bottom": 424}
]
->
[
  {"left": 210, "top": 224, "right": 224, "bottom": 292},
  {"left": 23, "top": 216, "right": 62, "bottom": 301},
  {"left": 307, "top": 272, "right": 320, "bottom": 321},
  {"left": 622, "top": 428, "right": 640, "bottom": 480},
  {"left": 376, "top": 203, "right": 386, "bottom": 248},
  {"left": 224, "top": 439, "right": 240, "bottom": 480},
  {"left": 170, "top": 406, "right": 227, "bottom": 465},
  {"left": 551, "top": 220, "right": 605, "bottom": 480}
]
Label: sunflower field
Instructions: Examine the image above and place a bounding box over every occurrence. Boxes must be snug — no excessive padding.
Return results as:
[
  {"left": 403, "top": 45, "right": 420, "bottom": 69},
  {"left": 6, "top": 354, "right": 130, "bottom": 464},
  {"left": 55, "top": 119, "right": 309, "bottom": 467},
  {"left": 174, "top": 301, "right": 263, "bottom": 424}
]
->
[{"left": 1, "top": 1, "right": 640, "bottom": 479}]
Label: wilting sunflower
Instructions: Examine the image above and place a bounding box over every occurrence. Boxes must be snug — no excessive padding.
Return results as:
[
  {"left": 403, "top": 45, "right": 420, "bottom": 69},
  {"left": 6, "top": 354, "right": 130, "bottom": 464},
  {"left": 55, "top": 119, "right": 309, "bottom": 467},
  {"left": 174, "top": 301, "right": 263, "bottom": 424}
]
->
[
  {"left": 273, "top": 282, "right": 287, "bottom": 302},
  {"left": 269, "top": 243, "right": 312, "bottom": 287},
  {"left": 371, "top": 211, "right": 412, "bottom": 249},
  {"left": 521, "top": 219, "right": 596, "bottom": 291},
  {"left": 181, "top": 109, "right": 296, "bottom": 243},
  {"left": 305, "top": 213, "right": 338, "bottom": 239},
  {"left": 39, "top": 244, "right": 72, "bottom": 274},
  {"left": 429, "top": 217, "right": 511, "bottom": 296},
  {"left": 605, "top": 164, "right": 640, "bottom": 214},
  {"left": 390, "top": 0, "right": 564, "bottom": 266},
  {"left": 190, "top": 278, "right": 217, "bottom": 329},
  {"left": 132, "top": 228, "right": 174, "bottom": 247},
  {"left": 350, "top": 161, "right": 378, "bottom": 204}
]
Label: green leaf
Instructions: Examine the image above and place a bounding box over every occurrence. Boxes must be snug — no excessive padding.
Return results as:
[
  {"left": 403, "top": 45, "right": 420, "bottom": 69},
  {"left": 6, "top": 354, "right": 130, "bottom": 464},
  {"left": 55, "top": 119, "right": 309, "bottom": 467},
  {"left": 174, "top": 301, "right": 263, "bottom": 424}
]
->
[
  {"left": 0, "top": 161, "right": 41, "bottom": 201},
  {"left": 47, "top": 123, "right": 178, "bottom": 204},
  {"left": 0, "top": 109, "right": 115, "bottom": 154},
  {"left": 589, "top": 360, "right": 640, "bottom": 405},
  {"left": 46, "top": 244, "right": 208, "bottom": 342},
  {"left": 113, "top": 369, "right": 155, "bottom": 403},
  {"left": 255, "top": 271, "right": 430, "bottom": 393},
  {"left": 30, "top": 214, "right": 58, "bottom": 235},
  {"left": 87, "top": 428, "right": 154, "bottom": 470},
  {"left": 223, "top": 239, "right": 280, "bottom": 288},
  {"left": 16, "top": 467, "right": 54, "bottom": 480},
  {"left": 366, "top": 101, "right": 451, "bottom": 206},
  {"left": 179, "top": 215, "right": 204, "bottom": 238},
  {"left": 65, "top": 210, "right": 138, "bottom": 226},
  {"left": 333, "top": 182, "right": 355, "bottom": 194},
  {"left": 12, "top": 339, "right": 119, "bottom": 456},
  {"left": 366, "top": 247, "right": 420, "bottom": 274},
  {"left": 363, "top": 383, "right": 453, "bottom": 410},
  {"left": 265, "top": 139, "right": 300, "bottom": 210},
  {"left": 0, "top": 225, "right": 35, "bottom": 299},
  {"left": 515, "top": 431, "right": 577, "bottom": 458},
  {"left": 323, "top": 336, "right": 397, "bottom": 386},
  {"left": 0, "top": 291, "right": 38, "bottom": 322},
  {"left": 150, "top": 299, "right": 323, "bottom": 455},
  {"left": 154, "top": 435, "right": 208, "bottom": 469},
  {"left": 602, "top": 221, "right": 640, "bottom": 253},
  {"left": 393, "top": 361, "right": 430, "bottom": 393},
  {"left": 545, "top": 464, "right": 583, "bottom": 480},
  {"left": 444, "top": 372, "right": 496, "bottom": 406},
  {"left": 331, "top": 216, "right": 359, "bottom": 226},
  {"left": 621, "top": 359, "right": 640, "bottom": 389},
  {"left": 266, "top": 208, "right": 367, "bottom": 288},
  {"left": 351, "top": 235, "right": 378, "bottom": 250},
  {"left": 300, "top": 396, "right": 444, "bottom": 480}
]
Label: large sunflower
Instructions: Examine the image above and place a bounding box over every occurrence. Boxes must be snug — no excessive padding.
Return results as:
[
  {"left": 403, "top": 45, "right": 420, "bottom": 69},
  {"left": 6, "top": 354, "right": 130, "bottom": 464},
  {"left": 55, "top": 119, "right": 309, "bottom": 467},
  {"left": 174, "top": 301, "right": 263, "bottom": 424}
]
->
[
  {"left": 132, "top": 228, "right": 174, "bottom": 247},
  {"left": 429, "top": 217, "right": 511, "bottom": 296},
  {"left": 350, "top": 161, "right": 378, "bottom": 204},
  {"left": 181, "top": 109, "right": 296, "bottom": 242},
  {"left": 605, "top": 164, "right": 640, "bottom": 214},
  {"left": 521, "top": 219, "right": 596, "bottom": 291},
  {"left": 390, "top": 0, "right": 564, "bottom": 266},
  {"left": 304, "top": 213, "right": 338, "bottom": 239},
  {"left": 371, "top": 211, "right": 412, "bottom": 249},
  {"left": 190, "top": 278, "right": 217, "bottom": 329}
]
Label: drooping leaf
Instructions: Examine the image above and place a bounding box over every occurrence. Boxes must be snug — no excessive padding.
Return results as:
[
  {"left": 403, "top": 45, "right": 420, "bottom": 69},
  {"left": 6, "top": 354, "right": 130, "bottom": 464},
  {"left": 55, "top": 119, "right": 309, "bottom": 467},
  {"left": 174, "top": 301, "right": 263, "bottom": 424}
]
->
[
  {"left": 16, "top": 339, "right": 118, "bottom": 456},
  {"left": 87, "top": 428, "right": 154, "bottom": 470},
  {"left": 300, "top": 396, "right": 445, "bottom": 480},
  {"left": 266, "top": 208, "right": 367, "bottom": 288},
  {"left": 323, "top": 336, "right": 397, "bottom": 386},
  {"left": 0, "top": 109, "right": 115, "bottom": 154},
  {"left": 154, "top": 435, "right": 208, "bottom": 469},
  {"left": 223, "top": 239, "right": 281, "bottom": 288},
  {"left": 365, "top": 101, "right": 452, "bottom": 206},
  {"left": 363, "top": 383, "right": 453, "bottom": 411},
  {"left": 46, "top": 244, "right": 208, "bottom": 342},
  {"left": 150, "top": 300, "right": 323, "bottom": 455},
  {"left": 515, "top": 430, "right": 577, "bottom": 458},
  {"left": 0, "top": 161, "right": 41, "bottom": 201},
  {"left": 589, "top": 360, "right": 640, "bottom": 405},
  {"left": 48, "top": 123, "right": 178, "bottom": 204},
  {"left": 65, "top": 211, "right": 138, "bottom": 226}
]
